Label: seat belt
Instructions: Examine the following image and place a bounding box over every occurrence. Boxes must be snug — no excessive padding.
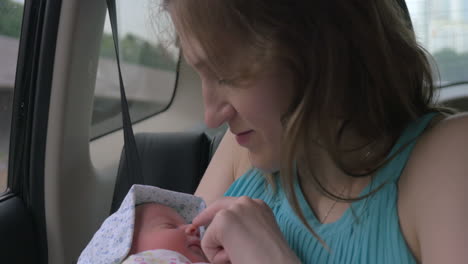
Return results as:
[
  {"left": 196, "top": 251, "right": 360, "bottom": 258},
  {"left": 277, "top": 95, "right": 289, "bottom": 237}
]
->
[{"left": 105, "top": 0, "right": 144, "bottom": 185}]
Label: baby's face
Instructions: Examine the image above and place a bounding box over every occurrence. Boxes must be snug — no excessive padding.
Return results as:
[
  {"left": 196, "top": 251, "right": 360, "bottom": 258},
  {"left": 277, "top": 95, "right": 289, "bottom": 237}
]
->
[{"left": 130, "top": 203, "right": 207, "bottom": 263}]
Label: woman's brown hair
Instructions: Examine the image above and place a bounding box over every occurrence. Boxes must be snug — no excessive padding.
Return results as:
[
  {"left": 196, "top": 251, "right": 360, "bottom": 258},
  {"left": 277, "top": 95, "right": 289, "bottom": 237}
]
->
[{"left": 162, "top": 0, "right": 442, "bottom": 241}]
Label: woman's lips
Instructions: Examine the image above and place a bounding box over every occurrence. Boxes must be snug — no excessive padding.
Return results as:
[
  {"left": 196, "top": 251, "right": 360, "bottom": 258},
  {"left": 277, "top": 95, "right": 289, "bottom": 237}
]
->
[{"left": 235, "top": 130, "right": 254, "bottom": 146}]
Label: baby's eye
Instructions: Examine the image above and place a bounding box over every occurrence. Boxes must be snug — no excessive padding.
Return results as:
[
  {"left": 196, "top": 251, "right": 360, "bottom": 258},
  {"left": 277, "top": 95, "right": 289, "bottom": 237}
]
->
[{"left": 161, "top": 223, "right": 178, "bottom": 229}]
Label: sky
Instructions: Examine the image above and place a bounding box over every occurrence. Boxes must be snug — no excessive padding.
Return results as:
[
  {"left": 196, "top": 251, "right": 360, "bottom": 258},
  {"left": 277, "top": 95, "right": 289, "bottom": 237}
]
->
[
  {"left": 11, "top": 0, "right": 171, "bottom": 43},
  {"left": 103, "top": 0, "right": 170, "bottom": 41},
  {"left": 11, "top": 0, "right": 177, "bottom": 56}
]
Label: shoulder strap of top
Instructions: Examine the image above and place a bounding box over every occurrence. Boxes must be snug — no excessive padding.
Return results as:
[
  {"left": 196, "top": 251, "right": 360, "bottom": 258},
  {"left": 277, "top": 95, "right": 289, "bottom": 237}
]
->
[{"left": 373, "top": 112, "right": 438, "bottom": 185}]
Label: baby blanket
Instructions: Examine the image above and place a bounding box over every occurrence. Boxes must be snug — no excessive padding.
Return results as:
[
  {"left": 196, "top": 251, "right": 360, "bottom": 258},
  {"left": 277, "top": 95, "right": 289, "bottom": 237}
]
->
[
  {"left": 78, "top": 184, "right": 206, "bottom": 264},
  {"left": 123, "top": 249, "right": 209, "bottom": 264}
]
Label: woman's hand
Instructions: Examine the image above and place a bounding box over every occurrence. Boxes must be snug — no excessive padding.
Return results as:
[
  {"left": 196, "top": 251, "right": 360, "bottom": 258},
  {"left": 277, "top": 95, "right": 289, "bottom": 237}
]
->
[{"left": 192, "top": 196, "right": 301, "bottom": 264}]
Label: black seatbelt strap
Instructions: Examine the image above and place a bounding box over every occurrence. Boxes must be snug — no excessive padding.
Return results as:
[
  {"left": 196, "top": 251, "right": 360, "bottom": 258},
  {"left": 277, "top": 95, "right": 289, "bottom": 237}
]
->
[{"left": 105, "top": 0, "right": 144, "bottom": 185}]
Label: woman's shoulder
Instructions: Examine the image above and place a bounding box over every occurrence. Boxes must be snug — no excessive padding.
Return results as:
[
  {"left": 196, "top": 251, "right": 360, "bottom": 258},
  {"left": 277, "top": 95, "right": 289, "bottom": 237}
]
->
[
  {"left": 408, "top": 111, "right": 468, "bottom": 166},
  {"left": 398, "top": 112, "right": 468, "bottom": 261},
  {"left": 401, "top": 111, "right": 468, "bottom": 169},
  {"left": 399, "top": 111, "right": 468, "bottom": 204},
  {"left": 426, "top": 111, "right": 468, "bottom": 132},
  {"left": 195, "top": 130, "right": 251, "bottom": 205}
]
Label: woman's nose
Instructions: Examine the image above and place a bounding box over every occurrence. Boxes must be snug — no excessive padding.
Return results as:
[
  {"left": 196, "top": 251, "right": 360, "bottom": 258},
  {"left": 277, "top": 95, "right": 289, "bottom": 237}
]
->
[
  {"left": 202, "top": 81, "right": 235, "bottom": 128},
  {"left": 204, "top": 103, "right": 235, "bottom": 128},
  {"left": 184, "top": 224, "right": 201, "bottom": 238}
]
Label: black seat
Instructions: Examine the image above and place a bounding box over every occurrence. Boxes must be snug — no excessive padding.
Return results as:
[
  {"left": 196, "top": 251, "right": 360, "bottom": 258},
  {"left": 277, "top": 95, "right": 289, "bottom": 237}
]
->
[{"left": 110, "top": 129, "right": 225, "bottom": 214}]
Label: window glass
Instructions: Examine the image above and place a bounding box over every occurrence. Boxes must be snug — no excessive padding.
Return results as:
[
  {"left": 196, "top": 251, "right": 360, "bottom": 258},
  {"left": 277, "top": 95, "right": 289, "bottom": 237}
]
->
[
  {"left": 407, "top": 0, "right": 468, "bottom": 85},
  {"left": 0, "top": 0, "right": 24, "bottom": 192},
  {"left": 91, "top": 0, "right": 179, "bottom": 139}
]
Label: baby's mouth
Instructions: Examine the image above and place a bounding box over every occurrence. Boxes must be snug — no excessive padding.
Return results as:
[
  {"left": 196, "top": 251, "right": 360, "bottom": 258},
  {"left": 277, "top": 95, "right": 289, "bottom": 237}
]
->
[
  {"left": 188, "top": 241, "right": 204, "bottom": 256},
  {"left": 189, "top": 241, "right": 201, "bottom": 249}
]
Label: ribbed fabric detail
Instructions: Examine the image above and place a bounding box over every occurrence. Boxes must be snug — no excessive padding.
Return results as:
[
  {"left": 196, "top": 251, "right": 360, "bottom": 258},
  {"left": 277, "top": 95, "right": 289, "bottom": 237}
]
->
[{"left": 225, "top": 113, "right": 437, "bottom": 264}]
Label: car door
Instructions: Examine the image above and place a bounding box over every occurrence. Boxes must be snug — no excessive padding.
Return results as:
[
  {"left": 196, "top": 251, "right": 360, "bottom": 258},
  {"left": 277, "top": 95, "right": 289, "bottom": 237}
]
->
[{"left": 0, "top": 0, "right": 61, "bottom": 263}]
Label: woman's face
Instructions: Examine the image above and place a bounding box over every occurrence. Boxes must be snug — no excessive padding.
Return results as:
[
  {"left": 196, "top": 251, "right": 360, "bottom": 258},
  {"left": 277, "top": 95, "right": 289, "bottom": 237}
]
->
[{"left": 179, "top": 37, "right": 296, "bottom": 172}]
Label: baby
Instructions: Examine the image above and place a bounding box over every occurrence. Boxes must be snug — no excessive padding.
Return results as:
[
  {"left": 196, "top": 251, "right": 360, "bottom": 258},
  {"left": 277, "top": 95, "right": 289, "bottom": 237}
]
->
[
  {"left": 78, "top": 184, "right": 207, "bottom": 264},
  {"left": 123, "top": 203, "right": 209, "bottom": 264}
]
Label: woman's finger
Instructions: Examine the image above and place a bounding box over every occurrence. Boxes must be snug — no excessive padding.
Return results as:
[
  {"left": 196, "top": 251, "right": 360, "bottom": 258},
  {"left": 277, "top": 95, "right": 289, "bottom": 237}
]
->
[
  {"left": 211, "top": 249, "right": 230, "bottom": 264},
  {"left": 199, "top": 211, "right": 229, "bottom": 263},
  {"left": 192, "top": 197, "right": 237, "bottom": 227},
  {"left": 198, "top": 196, "right": 301, "bottom": 264}
]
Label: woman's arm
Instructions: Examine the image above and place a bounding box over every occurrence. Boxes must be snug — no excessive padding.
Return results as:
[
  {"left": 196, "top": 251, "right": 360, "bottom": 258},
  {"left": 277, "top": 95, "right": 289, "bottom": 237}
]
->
[
  {"left": 399, "top": 113, "right": 468, "bottom": 263},
  {"left": 195, "top": 130, "right": 251, "bottom": 205}
]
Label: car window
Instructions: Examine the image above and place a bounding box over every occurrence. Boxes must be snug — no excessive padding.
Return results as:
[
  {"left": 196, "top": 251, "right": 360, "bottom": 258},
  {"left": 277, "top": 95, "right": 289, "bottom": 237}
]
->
[
  {"left": 0, "top": 0, "right": 24, "bottom": 192},
  {"left": 90, "top": 0, "right": 179, "bottom": 139},
  {"left": 407, "top": 0, "right": 468, "bottom": 86}
]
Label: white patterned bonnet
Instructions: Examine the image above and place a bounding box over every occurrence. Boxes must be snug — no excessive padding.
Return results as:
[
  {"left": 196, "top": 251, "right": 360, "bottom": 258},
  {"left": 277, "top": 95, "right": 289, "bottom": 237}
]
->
[{"left": 77, "top": 184, "right": 206, "bottom": 264}]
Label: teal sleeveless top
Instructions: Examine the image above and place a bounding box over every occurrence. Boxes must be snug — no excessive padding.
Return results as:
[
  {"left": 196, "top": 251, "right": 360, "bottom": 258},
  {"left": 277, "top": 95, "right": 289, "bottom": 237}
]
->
[{"left": 225, "top": 113, "right": 437, "bottom": 264}]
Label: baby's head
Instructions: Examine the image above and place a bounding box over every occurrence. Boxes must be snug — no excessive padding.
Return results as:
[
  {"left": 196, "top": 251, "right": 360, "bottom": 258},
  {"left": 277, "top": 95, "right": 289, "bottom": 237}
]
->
[{"left": 129, "top": 203, "right": 207, "bottom": 263}]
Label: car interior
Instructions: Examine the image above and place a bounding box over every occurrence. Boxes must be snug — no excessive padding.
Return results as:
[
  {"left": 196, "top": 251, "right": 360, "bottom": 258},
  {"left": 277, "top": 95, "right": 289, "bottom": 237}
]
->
[{"left": 0, "top": 0, "right": 467, "bottom": 263}]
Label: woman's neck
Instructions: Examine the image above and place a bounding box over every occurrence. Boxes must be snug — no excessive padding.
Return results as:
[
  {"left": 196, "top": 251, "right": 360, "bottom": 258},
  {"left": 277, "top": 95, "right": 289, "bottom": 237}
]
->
[
  {"left": 296, "top": 149, "right": 371, "bottom": 223},
  {"left": 298, "top": 146, "right": 372, "bottom": 200}
]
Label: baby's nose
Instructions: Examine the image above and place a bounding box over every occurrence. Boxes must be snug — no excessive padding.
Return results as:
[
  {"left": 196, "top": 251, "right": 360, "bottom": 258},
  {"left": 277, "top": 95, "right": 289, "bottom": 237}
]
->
[{"left": 184, "top": 224, "right": 200, "bottom": 238}]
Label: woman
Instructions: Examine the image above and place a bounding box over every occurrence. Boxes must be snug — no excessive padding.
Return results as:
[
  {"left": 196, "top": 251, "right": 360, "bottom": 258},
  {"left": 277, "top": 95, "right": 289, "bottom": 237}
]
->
[{"left": 162, "top": 0, "right": 468, "bottom": 263}]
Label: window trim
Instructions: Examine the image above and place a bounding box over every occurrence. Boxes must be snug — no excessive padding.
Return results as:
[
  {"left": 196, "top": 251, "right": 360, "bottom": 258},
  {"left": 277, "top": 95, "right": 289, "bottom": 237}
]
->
[
  {"left": 6, "top": 0, "right": 63, "bottom": 263},
  {"left": 90, "top": 52, "right": 181, "bottom": 141}
]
